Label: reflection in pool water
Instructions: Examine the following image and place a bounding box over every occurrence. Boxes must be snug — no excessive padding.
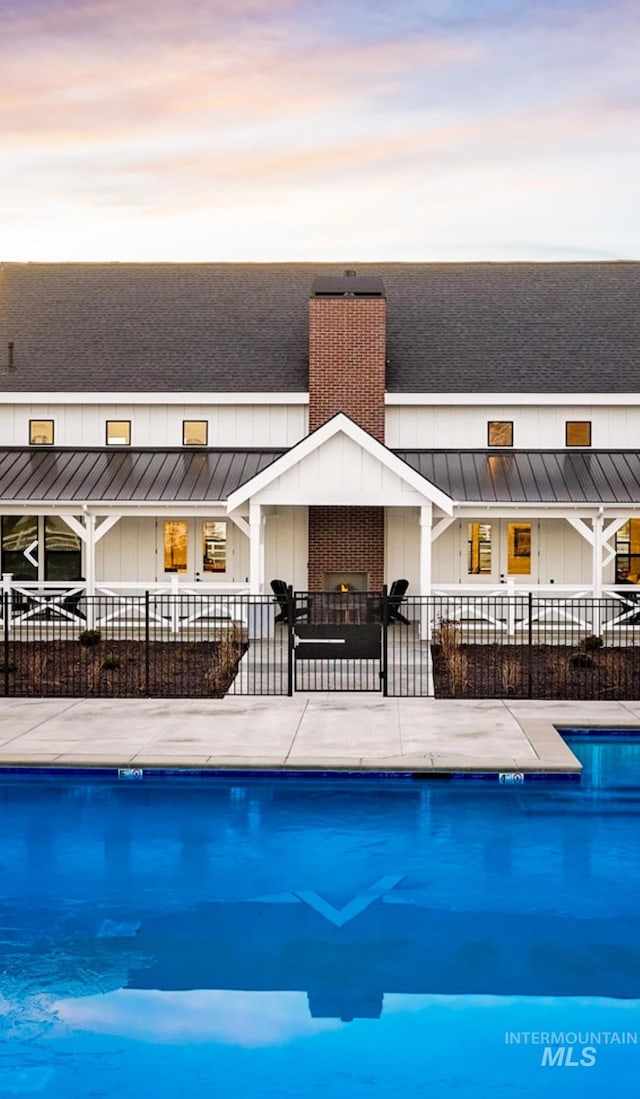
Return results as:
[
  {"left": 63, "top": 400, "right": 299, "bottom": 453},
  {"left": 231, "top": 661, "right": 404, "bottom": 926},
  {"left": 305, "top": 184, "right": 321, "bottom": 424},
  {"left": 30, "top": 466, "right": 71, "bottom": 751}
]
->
[{"left": 1, "top": 756, "right": 639, "bottom": 1096}]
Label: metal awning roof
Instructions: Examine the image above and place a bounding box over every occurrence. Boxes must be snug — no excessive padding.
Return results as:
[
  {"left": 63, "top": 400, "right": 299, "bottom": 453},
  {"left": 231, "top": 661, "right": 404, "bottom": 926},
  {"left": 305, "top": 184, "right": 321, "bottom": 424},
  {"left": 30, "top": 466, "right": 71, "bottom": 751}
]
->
[
  {"left": 396, "top": 450, "right": 640, "bottom": 504},
  {"left": 0, "top": 448, "right": 285, "bottom": 503},
  {"left": 1, "top": 446, "right": 640, "bottom": 507}
]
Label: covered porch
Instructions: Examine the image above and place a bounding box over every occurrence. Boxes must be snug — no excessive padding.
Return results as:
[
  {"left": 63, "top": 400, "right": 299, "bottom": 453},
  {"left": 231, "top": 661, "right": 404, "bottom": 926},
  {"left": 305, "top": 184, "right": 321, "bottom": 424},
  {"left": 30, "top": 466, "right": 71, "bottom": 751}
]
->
[{"left": 2, "top": 436, "right": 640, "bottom": 637}]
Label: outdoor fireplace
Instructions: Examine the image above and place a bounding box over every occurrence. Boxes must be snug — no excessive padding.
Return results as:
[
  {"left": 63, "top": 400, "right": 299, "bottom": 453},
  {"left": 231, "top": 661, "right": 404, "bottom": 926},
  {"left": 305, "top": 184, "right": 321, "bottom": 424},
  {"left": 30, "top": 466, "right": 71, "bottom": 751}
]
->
[{"left": 322, "top": 571, "right": 370, "bottom": 592}]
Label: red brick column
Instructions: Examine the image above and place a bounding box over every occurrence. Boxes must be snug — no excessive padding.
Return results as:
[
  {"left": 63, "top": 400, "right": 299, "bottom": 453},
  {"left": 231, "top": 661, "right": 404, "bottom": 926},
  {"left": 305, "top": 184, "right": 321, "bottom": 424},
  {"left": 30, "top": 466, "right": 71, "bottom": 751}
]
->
[
  {"left": 308, "top": 506, "right": 384, "bottom": 592},
  {"left": 307, "top": 293, "right": 386, "bottom": 590}
]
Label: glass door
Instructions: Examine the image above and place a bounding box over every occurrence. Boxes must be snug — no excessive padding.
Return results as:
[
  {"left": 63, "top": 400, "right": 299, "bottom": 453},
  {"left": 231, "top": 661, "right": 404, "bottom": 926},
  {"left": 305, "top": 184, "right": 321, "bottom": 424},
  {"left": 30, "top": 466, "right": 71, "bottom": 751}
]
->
[
  {"left": 497, "top": 521, "right": 536, "bottom": 583},
  {"left": 465, "top": 521, "right": 497, "bottom": 584},
  {"left": 461, "top": 520, "right": 536, "bottom": 584},
  {"left": 161, "top": 520, "right": 227, "bottom": 582}
]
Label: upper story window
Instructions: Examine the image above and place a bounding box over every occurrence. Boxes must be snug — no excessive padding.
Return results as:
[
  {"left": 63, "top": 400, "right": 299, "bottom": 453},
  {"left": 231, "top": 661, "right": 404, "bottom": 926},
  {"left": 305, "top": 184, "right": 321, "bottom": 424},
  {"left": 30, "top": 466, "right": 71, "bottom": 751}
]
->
[
  {"left": 106, "top": 420, "right": 131, "bottom": 446},
  {"left": 566, "top": 421, "right": 591, "bottom": 447},
  {"left": 487, "top": 421, "right": 513, "bottom": 447},
  {"left": 29, "top": 419, "right": 54, "bottom": 445},
  {"left": 183, "top": 420, "right": 208, "bottom": 446}
]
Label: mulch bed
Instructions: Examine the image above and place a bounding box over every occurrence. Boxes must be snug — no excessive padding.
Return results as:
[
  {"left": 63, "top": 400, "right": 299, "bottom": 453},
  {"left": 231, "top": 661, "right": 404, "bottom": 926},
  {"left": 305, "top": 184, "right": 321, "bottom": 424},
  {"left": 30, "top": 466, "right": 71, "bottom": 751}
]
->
[
  {"left": 0, "top": 639, "right": 246, "bottom": 698},
  {"left": 431, "top": 643, "right": 640, "bottom": 700}
]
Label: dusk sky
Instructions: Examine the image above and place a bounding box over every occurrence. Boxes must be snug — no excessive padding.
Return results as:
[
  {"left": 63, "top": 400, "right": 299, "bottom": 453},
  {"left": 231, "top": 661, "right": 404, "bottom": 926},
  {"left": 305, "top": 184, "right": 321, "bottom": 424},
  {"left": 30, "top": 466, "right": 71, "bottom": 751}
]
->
[{"left": 3, "top": 0, "right": 638, "bottom": 261}]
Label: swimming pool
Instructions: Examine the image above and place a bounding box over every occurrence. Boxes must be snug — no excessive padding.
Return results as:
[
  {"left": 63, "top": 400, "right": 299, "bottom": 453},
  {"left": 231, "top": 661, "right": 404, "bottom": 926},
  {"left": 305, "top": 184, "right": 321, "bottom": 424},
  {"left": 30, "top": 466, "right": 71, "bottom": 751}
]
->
[{"left": 1, "top": 750, "right": 639, "bottom": 1097}]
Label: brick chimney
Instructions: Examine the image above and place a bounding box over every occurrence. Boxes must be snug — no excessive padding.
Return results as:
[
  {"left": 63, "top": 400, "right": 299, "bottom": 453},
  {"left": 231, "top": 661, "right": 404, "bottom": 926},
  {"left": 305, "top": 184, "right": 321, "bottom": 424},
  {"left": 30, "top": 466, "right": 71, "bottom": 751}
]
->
[
  {"left": 307, "top": 272, "right": 387, "bottom": 591},
  {"left": 308, "top": 272, "right": 386, "bottom": 441}
]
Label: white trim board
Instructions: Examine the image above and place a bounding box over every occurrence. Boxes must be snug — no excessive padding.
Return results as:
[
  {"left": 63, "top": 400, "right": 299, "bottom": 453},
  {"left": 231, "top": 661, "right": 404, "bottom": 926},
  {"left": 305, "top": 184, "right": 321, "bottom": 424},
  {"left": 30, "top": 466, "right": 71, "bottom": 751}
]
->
[
  {"left": 386, "top": 393, "right": 640, "bottom": 406},
  {"left": 0, "top": 392, "right": 309, "bottom": 405}
]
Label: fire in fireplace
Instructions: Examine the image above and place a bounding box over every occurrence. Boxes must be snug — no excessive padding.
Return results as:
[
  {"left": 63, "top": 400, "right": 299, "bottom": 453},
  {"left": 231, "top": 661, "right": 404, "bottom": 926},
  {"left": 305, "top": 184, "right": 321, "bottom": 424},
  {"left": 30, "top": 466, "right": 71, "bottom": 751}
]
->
[{"left": 322, "top": 571, "right": 370, "bottom": 592}]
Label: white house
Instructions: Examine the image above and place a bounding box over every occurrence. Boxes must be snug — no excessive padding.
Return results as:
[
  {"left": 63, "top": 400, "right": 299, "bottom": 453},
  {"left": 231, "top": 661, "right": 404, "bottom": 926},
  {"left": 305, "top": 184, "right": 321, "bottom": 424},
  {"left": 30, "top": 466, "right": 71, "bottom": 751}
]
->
[{"left": 1, "top": 261, "right": 639, "bottom": 606}]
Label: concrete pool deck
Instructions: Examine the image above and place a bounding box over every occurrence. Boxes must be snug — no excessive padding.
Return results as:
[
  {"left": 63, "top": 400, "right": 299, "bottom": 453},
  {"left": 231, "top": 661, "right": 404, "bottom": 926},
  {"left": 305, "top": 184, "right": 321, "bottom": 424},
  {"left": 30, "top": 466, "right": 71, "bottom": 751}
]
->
[{"left": 1, "top": 695, "right": 640, "bottom": 773}]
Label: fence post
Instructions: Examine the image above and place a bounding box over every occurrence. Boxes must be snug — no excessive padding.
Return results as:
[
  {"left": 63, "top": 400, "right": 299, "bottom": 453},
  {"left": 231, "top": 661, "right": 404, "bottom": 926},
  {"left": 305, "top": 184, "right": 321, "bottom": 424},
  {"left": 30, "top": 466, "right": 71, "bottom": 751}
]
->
[
  {"left": 2, "top": 573, "right": 13, "bottom": 636},
  {"left": 507, "top": 578, "right": 516, "bottom": 637},
  {"left": 144, "top": 590, "right": 150, "bottom": 696},
  {"left": 381, "top": 584, "right": 388, "bottom": 697},
  {"left": 3, "top": 590, "right": 9, "bottom": 697},
  {"left": 286, "top": 585, "right": 294, "bottom": 696},
  {"left": 170, "top": 575, "right": 180, "bottom": 635},
  {"left": 527, "top": 591, "right": 533, "bottom": 698}
]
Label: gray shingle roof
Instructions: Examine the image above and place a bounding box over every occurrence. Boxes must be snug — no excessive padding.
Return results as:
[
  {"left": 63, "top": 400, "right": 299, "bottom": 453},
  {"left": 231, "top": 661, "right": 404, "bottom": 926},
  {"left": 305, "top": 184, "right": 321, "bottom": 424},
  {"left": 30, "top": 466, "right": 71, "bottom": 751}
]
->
[
  {"left": 0, "top": 448, "right": 285, "bottom": 503},
  {"left": 0, "top": 262, "right": 638, "bottom": 394}
]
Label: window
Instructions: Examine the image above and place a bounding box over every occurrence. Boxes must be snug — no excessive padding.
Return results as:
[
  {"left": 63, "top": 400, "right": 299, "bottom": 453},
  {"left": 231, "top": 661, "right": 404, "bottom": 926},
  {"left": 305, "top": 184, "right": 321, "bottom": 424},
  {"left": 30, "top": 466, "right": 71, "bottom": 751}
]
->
[
  {"left": 566, "top": 421, "right": 591, "bottom": 447},
  {"left": 467, "top": 522, "right": 492, "bottom": 574},
  {"left": 488, "top": 421, "right": 513, "bottom": 447},
  {"left": 106, "top": 420, "right": 131, "bottom": 445},
  {"left": 29, "top": 420, "right": 54, "bottom": 445},
  {"left": 615, "top": 520, "right": 640, "bottom": 582},
  {"left": 202, "top": 521, "right": 226, "bottom": 572},
  {"left": 507, "top": 523, "right": 531, "bottom": 575},
  {"left": 44, "top": 516, "right": 82, "bottom": 581},
  {"left": 183, "top": 420, "right": 208, "bottom": 446},
  {"left": 164, "top": 521, "right": 188, "bottom": 573},
  {"left": 1, "top": 516, "right": 38, "bottom": 580}
]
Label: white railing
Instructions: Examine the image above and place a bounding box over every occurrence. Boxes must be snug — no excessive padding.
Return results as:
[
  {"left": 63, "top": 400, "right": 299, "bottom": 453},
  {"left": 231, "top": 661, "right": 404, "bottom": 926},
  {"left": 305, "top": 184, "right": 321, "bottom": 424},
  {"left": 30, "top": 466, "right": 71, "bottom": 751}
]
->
[
  {"left": 0, "top": 574, "right": 255, "bottom": 635},
  {"left": 2, "top": 574, "right": 638, "bottom": 640},
  {"left": 428, "top": 582, "right": 640, "bottom": 637}
]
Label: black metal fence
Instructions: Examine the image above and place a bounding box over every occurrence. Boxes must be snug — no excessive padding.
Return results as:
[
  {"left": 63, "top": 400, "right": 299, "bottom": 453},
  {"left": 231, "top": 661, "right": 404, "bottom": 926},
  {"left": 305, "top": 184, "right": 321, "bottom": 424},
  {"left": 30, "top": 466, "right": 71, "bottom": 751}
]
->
[
  {"left": 0, "top": 592, "right": 289, "bottom": 698},
  {"left": 1, "top": 589, "right": 639, "bottom": 699},
  {"left": 418, "top": 593, "right": 640, "bottom": 700},
  {"left": 291, "top": 589, "right": 384, "bottom": 692}
]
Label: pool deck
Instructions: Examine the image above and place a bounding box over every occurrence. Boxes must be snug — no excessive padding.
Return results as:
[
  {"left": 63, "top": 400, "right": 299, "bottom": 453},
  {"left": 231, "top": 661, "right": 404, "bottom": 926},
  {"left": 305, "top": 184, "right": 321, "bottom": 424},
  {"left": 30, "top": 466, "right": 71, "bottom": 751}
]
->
[{"left": 1, "top": 695, "right": 640, "bottom": 773}]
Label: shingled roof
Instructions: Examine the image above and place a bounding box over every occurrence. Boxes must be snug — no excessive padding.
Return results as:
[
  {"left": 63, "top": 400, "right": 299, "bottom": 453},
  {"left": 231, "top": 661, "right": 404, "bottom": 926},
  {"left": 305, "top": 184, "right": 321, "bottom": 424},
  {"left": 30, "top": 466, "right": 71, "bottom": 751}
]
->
[{"left": 0, "top": 262, "right": 638, "bottom": 394}]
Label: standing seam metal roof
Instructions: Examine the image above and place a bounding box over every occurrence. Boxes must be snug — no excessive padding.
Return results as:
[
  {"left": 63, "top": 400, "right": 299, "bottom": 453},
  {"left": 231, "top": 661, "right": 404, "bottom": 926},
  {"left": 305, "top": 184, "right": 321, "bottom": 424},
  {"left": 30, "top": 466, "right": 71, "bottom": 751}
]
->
[
  {"left": 396, "top": 450, "right": 640, "bottom": 503},
  {"left": 1, "top": 447, "right": 640, "bottom": 505},
  {"left": 0, "top": 448, "right": 286, "bottom": 502}
]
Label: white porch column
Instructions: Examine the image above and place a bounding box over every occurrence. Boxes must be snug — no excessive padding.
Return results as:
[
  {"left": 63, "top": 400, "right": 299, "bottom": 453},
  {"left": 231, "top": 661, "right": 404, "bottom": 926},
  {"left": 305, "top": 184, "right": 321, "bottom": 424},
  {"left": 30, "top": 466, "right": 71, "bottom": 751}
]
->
[
  {"left": 259, "top": 512, "right": 267, "bottom": 592},
  {"left": 249, "top": 501, "right": 263, "bottom": 594},
  {"left": 84, "top": 514, "right": 96, "bottom": 629},
  {"left": 84, "top": 514, "right": 96, "bottom": 596},
  {"left": 592, "top": 510, "right": 604, "bottom": 635},
  {"left": 419, "top": 503, "right": 433, "bottom": 640},
  {"left": 592, "top": 511, "right": 604, "bottom": 598}
]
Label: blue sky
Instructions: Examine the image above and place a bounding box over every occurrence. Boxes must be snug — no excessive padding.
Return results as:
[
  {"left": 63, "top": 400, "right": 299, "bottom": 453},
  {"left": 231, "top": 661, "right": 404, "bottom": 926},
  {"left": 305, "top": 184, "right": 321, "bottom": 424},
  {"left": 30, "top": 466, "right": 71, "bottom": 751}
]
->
[{"left": 2, "top": 0, "right": 638, "bottom": 260}]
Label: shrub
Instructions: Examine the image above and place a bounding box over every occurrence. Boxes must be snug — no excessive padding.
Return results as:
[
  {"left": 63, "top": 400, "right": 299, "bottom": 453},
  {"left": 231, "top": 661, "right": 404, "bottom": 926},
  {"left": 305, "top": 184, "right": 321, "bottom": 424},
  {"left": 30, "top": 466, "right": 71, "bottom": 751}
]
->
[
  {"left": 0, "top": 658, "right": 15, "bottom": 673},
  {"left": 447, "top": 649, "right": 469, "bottom": 695},
  {"left": 206, "top": 628, "right": 244, "bottom": 693},
  {"left": 569, "top": 650, "right": 594, "bottom": 669},
  {"left": 79, "top": 629, "right": 101, "bottom": 647},
  {"left": 582, "top": 634, "right": 604, "bottom": 652},
  {"left": 101, "top": 654, "right": 121, "bottom": 671},
  {"left": 433, "top": 618, "right": 461, "bottom": 660}
]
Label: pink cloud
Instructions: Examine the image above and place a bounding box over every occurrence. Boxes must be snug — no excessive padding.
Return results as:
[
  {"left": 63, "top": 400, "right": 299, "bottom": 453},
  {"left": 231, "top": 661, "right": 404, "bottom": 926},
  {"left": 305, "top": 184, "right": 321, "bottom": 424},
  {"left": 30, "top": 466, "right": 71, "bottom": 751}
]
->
[{"left": 0, "top": 4, "right": 479, "bottom": 145}]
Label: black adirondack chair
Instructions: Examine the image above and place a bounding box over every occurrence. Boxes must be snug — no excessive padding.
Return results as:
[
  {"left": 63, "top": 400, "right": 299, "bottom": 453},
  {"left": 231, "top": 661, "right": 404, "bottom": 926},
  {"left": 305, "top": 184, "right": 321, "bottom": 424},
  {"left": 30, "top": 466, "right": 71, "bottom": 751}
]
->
[
  {"left": 385, "top": 578, "right": 410, "bottom": 624},
  {"left": 270, "top": 579, "right": 312, "bottom": 625}
]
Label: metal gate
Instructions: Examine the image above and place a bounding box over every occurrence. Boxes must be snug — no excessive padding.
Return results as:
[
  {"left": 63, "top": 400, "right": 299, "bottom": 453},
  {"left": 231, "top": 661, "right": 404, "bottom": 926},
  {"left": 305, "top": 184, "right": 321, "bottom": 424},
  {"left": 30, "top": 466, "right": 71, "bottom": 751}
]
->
[{"left": 291, "top": 590, "right": 386, "bottom": 692}]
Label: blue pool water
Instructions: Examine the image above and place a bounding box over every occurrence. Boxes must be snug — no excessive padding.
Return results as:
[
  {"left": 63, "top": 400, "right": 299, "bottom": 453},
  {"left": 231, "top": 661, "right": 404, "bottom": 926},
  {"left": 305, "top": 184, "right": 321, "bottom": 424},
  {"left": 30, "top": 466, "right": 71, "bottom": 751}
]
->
[{"left": 1, "top": 751, "right": 639, "bottom": 1097}]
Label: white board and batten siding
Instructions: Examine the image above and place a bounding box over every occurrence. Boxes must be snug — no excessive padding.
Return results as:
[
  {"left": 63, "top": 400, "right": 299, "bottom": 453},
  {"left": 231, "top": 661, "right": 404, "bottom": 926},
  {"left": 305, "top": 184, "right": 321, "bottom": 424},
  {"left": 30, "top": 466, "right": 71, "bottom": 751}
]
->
[
  {"left": 95, "top": 516, "right": 250, "bottom": 585},
  {"left": 0, "top": 403, "right": 307, "bottom": 448},
  {"left": 251, "top": 432, "right": 428, "bottom": 507},
  {"left": 385, "top": 508, "right": 421, "bottom": 593},
  {"left": 430, "top": 518, "right": 596, "bottom": 587},
  {"left": 94, "top": 510, "right": 308, "bottom": 590},
  {"left": 386, "top": 404, "right": 640, "bottom": 450},
  {"left": 264, "top": 508, "right": 309, "bottom": 593}
]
